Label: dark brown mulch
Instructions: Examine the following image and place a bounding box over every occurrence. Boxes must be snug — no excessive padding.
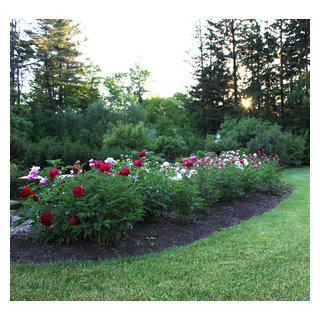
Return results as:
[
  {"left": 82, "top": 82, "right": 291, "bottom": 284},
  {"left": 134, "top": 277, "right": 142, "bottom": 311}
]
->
[{"left": 10, "top": 188, "right": 292, "bottom": 264}]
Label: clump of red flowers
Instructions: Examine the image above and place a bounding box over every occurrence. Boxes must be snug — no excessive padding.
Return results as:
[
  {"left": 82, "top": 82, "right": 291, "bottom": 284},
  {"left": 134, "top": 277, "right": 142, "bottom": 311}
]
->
[
  {"left": 134, "top": 160, "right": 144, "bottom": 167},
  {"left": 118, "top": 168, "right": 131, "bottom": 176},
  {"left": 98, "top": 163, "right": 112, "bottom": 173},
  {"left": 40, "top": 211, "right": 55, "bottom": 227},
  {"left": 20, "top": 186, "right": 34, "bottom": 200},
  {"left": 71, "top": 164, "right": 82, "bottom": 174},
  {"left": 182, "top": 159, "right": 193, "bottom": 169},
  {"left": 138, "top": 151, "right": 146, "bottom": 158},
  {"left": 48, "top": 168, "right": 60, "bottom": 180},
  {"left": 93, "top": 160, "right": 104, "bottom": 169},
  {"left": 72, "top": 185, "right": 86, "bottom": 198},
  {"left": 69, "top": 215, "right": 82, "bottom": 226}
]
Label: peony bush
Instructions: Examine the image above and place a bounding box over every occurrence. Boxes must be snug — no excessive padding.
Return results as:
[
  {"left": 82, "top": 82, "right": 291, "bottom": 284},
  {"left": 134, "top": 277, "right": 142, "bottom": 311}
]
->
[{"left": 13, "top": 150, "right": 285, "bottom": 246}]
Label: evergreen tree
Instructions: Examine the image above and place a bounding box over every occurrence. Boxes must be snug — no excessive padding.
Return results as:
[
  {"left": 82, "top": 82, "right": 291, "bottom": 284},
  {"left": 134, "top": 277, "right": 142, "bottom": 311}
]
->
[
  {"left": 188, "top": 20, "right": 235, "bottom": 136},
  {"left": 26, "top": 19, "right": 85, "bottom": 113},
  {"left": 10, "top": 19, "right": 33, "bottom": 106},
  {"left": 212, "top": 19, "right": 245, "bottom": 111},
  {"left": 270, "top": 19, "right": 310, "bottom": 130}
]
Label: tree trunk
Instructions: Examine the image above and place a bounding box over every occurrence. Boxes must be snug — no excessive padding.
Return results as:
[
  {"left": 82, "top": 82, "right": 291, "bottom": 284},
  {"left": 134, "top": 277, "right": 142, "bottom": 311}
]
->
[
  {"left": 45, "top": 58, "right": 56, "bottom": 113},
  {"left": 230, "top": 20, "right": 238, "bottom": 107},
  {"left": 279, "top": 20, "right": 284, "bottom": 117}
]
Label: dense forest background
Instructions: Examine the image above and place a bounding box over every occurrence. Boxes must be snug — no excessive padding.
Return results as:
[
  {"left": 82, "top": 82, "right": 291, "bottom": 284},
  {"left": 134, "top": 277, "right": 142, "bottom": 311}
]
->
[{"left": 10, "top": 19, "right": 310, "bottom": 188}]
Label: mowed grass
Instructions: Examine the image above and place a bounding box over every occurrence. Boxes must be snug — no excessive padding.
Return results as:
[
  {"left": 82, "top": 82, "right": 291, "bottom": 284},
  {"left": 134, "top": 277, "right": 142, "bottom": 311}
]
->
[{"left": 10, "top": 167, "right": 310, "bottom": 301}]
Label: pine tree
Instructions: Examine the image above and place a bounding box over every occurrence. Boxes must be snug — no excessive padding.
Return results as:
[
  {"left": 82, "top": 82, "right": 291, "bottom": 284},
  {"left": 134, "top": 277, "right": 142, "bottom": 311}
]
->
[
  {"left": 10, "top": 19, "right": 33, "bottom": 106},
  {"left": 26, "top": 19, "right": 85, "bottom": 113},
  {"left": 188, "top": 20, "right": 235, "bottom": 135}
]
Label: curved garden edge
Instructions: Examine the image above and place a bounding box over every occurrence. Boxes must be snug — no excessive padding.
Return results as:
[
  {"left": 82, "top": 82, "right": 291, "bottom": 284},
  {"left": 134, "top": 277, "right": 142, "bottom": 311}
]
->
[{"left": 10, "top": 187, "right": 292, "bottom": 264}]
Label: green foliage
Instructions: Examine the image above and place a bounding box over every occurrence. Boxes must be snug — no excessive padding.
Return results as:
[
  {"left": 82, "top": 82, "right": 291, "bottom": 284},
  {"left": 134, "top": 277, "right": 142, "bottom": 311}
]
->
[
  {"left": 117, "top": 98, "right": 149, "bottom": 125},
  {"left": 10, "top": 163, "right": 26, "bottom": 199},
  {"left": 151, "top": 135, "right": 188, "bottom": 161},
  {"left": 168, "top": 179, "right": 203, "bottom": 223},
  {"left": 240, "top": 160, "right": 283, "bottom": 194},
  {"left": 213, "top": 165, "right": 245, "bottom": 201},
  {"left": 247, "top": 128, "right": 306, "bottom": 167},
  {"left": 22, "top": 137, "right": 95, "bottom": 169},
  {"left": 136, "top": 169, "right": 172, "bottom": 219},
  {"left": 205, "top": 135, "right": 241, "bottom": 155},
  {"left": 14, "top": 165, "right": 144, "bottom": 246},
  {"left": 219, "top": 116, "right": 274, "bottom": 146},
  {"left": 282, "top": 72, "right": 310, "bottom": 135},
  {"left": 103, "top": 63, "right": 150, "bottom": 106},
  {"left": 247, "top": 126, "right": 285, "bottom": 158},
  {"left": 102, "top": 122, "right": 149, "bottom": 159},
  {"left": 192, "top": 168, "right": 221, "bottom": 212},
  {"left": 282, "top": 132, "right": 306, "bottom": 167}
]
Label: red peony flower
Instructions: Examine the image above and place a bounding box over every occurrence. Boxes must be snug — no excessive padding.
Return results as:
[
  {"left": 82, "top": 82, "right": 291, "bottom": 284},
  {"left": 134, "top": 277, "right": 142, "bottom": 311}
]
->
[
  {"left": 182, "top": 159, "right": 193, "bottom": 169},
  {"left": 20, "top": 186, "right": 35, "bottom": 200},
  {"left": 48, "top": 168, "right": 60, "bottom": 180},
  {"left": 33, "top": 194, "right": 39, "bottom": 202},
  {"left": 72, "top": 185, "right": 85, "bottom": 198},
  {"left": 138, "top": 151, "right": 146, "bottom": 158},
  {"left": 71, "top": 164, "right": 82, "bottom": 173},
  {"left": 134, "top": 160, "right": 143, "bottom": 167},
  {"left": 118, "top": 168, "right": 131, "bottom": 176},
  {"left": 94, "top": 160, "right": 104, "bottom": 169},
  {"left": 40, "top": 211, "right": 54, "bottom": 227},
  {"left": 69, "top": 215, "right": 82, "bottom": 226},
  {"left": 98, "top": 163, "right": 112, "bottom": 173}
]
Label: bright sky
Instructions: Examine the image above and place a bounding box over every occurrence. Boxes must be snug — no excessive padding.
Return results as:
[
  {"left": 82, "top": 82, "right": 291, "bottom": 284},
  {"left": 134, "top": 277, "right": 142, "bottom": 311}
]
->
[{"left": 77, "top": 17, "right": 198, "bottom": 98}]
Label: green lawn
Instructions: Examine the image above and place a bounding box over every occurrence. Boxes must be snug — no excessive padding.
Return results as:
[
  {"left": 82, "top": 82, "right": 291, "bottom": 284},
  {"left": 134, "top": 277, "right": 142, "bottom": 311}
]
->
[{"left": 10, "top": 167, "right": 310, "bottom": 301}]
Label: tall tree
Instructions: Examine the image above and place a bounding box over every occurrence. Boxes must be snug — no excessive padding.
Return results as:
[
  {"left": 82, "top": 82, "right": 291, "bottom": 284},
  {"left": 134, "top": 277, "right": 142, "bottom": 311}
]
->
[
  {"left": 188, "top": 20, "right": 236, "bottom": 136},
  {"left": 212, "top": 19, "right": 245, "bottom": 110},
  {"left": 26, "top": 19, "right": 85, "bottom": 113},
  {"left": 10, "top": 19, "right": 33, "bottom": 106},
  {"left": 103, "top": 63, "right": 150, "bottom": 107},
  {"left": 270, "top": 19, "right": 310, "bottom": 129}
]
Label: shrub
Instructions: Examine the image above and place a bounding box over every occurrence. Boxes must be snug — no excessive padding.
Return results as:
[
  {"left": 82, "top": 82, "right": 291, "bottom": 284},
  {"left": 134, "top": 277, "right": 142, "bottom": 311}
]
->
[
  {"left": 247, "top": 128, "right": 306, "bottom": 167},
  {"left": 13, "top": 148, "right": 285, "bottom": 246},
  {"left": 246, "top": 126, "right": 285, "bottom": 158},
  {"left": 10, "top": 163, "right": 26, "bottom": 199},
  {"left": 136, "top": 169, "right": 172, "bottom": 219},
  {"left": 14, "top": 161, "right": 144, "bottom": 246},
  {"left": 168, "top": 179, "right": 203, "bottom": 223},
  {"left": 192, "top": 167, "right": 222, "bottom": 213},
  {"left": 151, "top": 135, "right": 188, "bottom": 161},
  {"left": 213, "top": 164, "right": 245, "bottom": 201},
  {"left": 218, "top": 116, "right": 274, "bottom": 146},
  {"left": 205, "top": 135, "right": 241, "bottom": 155},
  {"left": 22, "top": 137, "right": 95, "bottom": 169},
  {"left": 102, "top": 122, "right": 149, "bottom": 159},
  {"left": 282, "top": 132, "right": 306, "bottom": 167},
  {"left": 240, "top": 158, "right": 283, "bottom": 194}
]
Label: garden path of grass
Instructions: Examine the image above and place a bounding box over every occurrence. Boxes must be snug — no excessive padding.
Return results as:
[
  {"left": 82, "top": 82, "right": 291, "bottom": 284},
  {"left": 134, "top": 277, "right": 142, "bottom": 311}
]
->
[{"left": 10, "top": 167, "right": 310, "bottom": 301}]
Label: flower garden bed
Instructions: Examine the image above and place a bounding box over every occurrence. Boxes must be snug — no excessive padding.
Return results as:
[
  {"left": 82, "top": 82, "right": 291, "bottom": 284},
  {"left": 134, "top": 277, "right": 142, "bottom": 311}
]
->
[
  {"left": 10, "top": 186, "right": 291, "bottom": 263},
  {"left": 11, "top": 149, "right": 288, "bottom": 263}
]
